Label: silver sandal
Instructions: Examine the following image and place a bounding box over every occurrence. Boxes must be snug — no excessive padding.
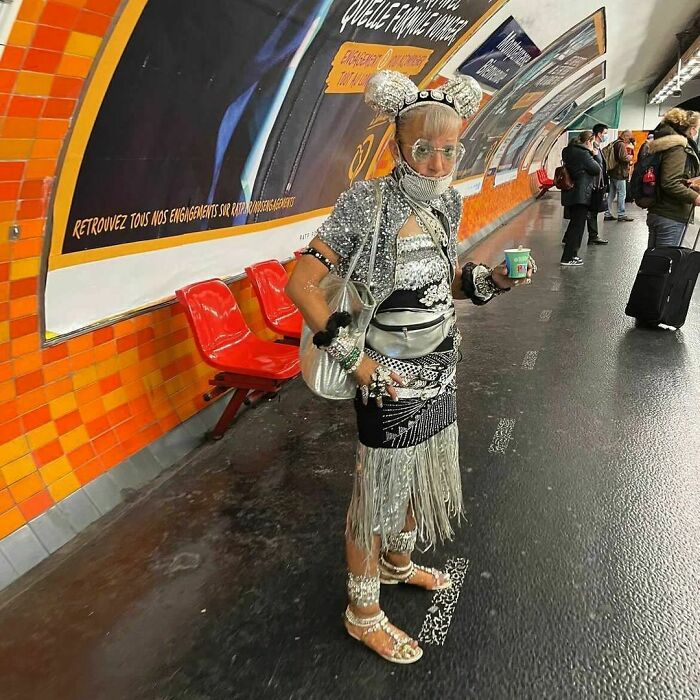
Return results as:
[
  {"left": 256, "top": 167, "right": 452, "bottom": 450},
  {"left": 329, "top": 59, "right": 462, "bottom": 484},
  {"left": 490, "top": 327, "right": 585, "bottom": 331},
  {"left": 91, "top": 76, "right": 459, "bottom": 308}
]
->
[
  {"left": 344, "top": 607, "right": 423, "bottom": 664},
  {"left": 379, "top": 556, "right": 452, "bottom": 590}
]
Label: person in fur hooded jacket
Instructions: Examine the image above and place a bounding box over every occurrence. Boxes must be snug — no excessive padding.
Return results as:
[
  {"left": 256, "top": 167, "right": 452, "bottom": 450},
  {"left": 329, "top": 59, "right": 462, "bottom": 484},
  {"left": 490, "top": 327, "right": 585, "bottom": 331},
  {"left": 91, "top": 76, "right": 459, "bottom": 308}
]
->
[{"left": 646, "top": 108, "right": 700, "bottom": 248}]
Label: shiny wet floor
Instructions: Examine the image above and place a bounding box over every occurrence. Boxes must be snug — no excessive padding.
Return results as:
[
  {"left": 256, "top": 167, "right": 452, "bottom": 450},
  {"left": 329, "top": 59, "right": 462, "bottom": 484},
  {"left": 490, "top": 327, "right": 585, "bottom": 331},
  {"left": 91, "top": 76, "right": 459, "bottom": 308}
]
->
[{"left": 1, "top": 200, "right": 699, "bottom": 699}]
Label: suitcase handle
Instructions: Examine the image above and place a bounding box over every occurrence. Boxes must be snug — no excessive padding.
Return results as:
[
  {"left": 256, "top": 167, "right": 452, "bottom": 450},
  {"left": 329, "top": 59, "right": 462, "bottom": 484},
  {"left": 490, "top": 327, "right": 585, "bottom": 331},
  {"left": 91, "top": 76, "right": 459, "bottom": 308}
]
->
[{"left": 686, "top": 208, "right": 699, "bottom": 250}]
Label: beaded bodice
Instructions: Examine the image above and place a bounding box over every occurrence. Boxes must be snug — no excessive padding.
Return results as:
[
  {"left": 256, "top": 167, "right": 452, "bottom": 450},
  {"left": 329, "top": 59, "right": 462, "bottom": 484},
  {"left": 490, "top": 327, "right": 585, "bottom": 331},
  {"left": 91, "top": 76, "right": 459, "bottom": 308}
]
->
[
  {"left": 385, "top": 233, "right": 453, "bottom": 312},
  {"left": 316, "top": 175, "right": 461, "bottom": 306}
]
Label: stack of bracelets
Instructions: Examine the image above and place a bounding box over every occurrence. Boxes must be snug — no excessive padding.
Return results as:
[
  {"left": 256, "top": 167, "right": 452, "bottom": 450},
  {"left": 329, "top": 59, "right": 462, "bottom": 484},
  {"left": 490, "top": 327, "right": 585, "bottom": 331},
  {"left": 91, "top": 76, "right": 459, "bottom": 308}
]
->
[
  {"left": 313, "top": 313, "right": 365, "bottom": 375},
  {"left": 303, "top": 246, "right": 366, "bottom": 376}
]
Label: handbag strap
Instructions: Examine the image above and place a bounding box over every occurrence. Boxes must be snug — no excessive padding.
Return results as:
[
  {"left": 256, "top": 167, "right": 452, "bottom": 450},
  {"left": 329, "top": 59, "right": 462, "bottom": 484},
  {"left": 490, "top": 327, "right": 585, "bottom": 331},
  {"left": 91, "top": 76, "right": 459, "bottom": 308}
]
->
[
  {"left": 343, "top": 179, "right": 383, "bottom": 285},
  {"left": 411, "top": 203, "right": 453, "bottom": 276}
]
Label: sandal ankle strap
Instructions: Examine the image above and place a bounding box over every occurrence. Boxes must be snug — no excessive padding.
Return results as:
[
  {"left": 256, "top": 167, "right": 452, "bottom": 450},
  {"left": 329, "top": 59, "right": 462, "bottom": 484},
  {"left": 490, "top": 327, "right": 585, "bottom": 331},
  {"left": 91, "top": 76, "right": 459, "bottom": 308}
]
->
[
  {"left": 379, "top": 556, "right": 413, "bottom": 576},
  {"left": 345, "top": 607, "right": 420, "bottom": 661},
  {"left": 345, "top": 606, "right": 385, "bottom": 628}
]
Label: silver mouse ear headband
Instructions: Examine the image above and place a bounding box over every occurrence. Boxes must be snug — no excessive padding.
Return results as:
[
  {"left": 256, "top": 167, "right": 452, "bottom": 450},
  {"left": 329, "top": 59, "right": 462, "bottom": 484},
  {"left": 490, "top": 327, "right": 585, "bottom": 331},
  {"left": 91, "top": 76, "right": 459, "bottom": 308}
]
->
[{"left": 364, "top": 69, "right": 482, "bottom": 121}]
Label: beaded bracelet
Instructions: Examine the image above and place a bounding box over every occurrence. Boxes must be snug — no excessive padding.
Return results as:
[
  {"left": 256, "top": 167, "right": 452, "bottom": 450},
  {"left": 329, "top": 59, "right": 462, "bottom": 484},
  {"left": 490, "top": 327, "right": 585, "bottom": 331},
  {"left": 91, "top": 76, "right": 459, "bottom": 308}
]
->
[
  {"left": 339, "top": 346, "right": 363, "bottom": 374},
  {"left": 347, "top": 351, "right": 364, "bottom": 375},
  {"left": 325, "top": 332, "right": 355, "bottom": 362},
  {"left": 301, "top": 246, "right": 336, "bottom": 273}
]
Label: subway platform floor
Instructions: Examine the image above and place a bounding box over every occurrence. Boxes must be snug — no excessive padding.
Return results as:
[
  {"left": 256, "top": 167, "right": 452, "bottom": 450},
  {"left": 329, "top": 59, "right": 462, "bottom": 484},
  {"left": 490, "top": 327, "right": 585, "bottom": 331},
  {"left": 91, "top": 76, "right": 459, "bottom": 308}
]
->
[{"left": 1, "top": 199, "right": 699, "bottom": 700}]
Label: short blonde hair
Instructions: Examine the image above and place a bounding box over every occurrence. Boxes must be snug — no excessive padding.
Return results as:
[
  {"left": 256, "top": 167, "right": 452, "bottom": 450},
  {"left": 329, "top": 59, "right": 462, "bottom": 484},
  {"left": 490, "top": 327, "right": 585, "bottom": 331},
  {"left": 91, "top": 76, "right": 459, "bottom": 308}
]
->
[
  {"left": 396, "top": 103, "right": 463, "bottom": 142},
  {"left": 663, "top": 108, "right": 700, "bottom": 132}
]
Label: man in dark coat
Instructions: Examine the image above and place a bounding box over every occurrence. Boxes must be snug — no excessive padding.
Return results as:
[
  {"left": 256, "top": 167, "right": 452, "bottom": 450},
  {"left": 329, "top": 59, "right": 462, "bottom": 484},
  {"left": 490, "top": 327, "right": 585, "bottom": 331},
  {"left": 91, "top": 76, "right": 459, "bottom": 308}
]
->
[
  {"left": 637, "top": 132, "right": 654, "bottom": 161},
  {"left": 587, "top": 123, "right": 610, "bottom": 244}
]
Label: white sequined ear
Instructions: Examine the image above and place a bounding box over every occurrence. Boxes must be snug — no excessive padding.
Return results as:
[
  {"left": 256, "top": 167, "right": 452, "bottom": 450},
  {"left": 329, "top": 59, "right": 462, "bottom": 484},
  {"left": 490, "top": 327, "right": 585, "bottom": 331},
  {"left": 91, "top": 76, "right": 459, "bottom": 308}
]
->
[
  {"left": 441, "top": 75, "right": 482, "bottom": 119},
  {"left": 364, "top": 70, "right": 418, "bottom": 118}
]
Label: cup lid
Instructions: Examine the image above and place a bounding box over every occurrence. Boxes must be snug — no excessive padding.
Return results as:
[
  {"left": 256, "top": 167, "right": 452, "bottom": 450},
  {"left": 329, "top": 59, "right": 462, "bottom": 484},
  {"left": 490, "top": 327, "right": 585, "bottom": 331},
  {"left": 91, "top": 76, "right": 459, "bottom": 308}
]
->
[{"left": 504, "top": 248, "right": 531, "bottom": 253}]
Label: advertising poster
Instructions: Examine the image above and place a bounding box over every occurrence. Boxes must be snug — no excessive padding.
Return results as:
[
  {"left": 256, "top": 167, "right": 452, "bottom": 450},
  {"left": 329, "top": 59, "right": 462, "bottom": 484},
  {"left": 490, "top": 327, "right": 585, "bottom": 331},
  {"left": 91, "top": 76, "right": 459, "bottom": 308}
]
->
[
  {"left": 455, "top": 9, "right": 606, "bottom": 181},
  {"left": 52, "top": 0, "right": 498, "bottom": 262},
  {"left": 46, "top": 0, "right": 507, "bottom": 335},
  {"left": 495, "top": 62, "right": 606, "bottom": 174},
  {"left": 457, "top": 16, "right": 540, "bottom": 91},
  {"left": 531, "top": 89, "right": 607, "bottom": 166}
]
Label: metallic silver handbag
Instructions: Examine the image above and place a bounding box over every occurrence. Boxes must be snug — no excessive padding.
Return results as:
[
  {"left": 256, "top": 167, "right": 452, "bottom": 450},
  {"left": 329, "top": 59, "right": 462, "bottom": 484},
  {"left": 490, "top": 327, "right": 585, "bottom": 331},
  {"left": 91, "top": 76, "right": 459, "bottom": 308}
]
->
[
  {"left": 299, "top": 181, "right": 382, "bottom": 400},
  {"left": 365, "top": 308, "right": 455, "bottom": 359}
]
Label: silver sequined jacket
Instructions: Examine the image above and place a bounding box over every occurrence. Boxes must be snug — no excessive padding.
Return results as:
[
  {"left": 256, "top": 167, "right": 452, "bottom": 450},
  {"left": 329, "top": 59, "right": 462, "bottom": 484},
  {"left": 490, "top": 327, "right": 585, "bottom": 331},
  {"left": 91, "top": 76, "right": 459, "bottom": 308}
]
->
[{"left": 317, "top": 175, "right": 461, "bottom": 307}]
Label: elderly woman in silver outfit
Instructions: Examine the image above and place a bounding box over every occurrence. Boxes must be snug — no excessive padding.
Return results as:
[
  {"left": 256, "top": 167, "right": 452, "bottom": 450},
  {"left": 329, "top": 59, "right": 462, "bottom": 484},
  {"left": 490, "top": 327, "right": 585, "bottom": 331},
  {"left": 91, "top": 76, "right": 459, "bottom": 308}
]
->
[{"left": 287, "top": 70, "right": 534, "bottom": 664}]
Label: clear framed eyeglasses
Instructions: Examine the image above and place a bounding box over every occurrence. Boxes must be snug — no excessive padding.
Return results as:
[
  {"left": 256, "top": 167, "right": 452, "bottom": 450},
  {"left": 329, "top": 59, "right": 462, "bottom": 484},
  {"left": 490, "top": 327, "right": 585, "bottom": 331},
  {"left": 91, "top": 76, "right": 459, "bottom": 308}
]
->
[{"left": 406, "top": 139, "right": 466, "bottom": 164}]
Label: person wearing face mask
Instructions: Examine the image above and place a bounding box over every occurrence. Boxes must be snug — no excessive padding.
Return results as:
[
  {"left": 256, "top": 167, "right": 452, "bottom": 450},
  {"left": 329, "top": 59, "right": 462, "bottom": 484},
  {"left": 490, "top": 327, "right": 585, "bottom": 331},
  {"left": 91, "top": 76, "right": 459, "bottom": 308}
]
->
[
  {"left": 560, "top": 131, "right": 602, "bottom": 266},
  {"left": 562, "top": 125, "right": 609, "bottom": 246},
  {"left": 286, "top": 70, "right": 535, "bottom": 665},
  {"left": 605, "top": 129, "right": 635, "bottom": 222},
  {"left": 646, "top": 108, "right": 700, "bottom": 248},
  {"left": 586, "top": 123, "right": 610, "bottom": 245},
  {"left": 637, "top": 131, "right": 654, "bottom": 161}
]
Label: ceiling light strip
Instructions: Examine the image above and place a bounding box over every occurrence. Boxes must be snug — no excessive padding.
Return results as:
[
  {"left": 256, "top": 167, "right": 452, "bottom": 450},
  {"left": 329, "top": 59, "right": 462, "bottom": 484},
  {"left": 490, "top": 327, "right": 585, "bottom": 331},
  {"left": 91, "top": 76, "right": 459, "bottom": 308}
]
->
[{"left": 649, "top": 34, "right": 700, "bottom": 105}]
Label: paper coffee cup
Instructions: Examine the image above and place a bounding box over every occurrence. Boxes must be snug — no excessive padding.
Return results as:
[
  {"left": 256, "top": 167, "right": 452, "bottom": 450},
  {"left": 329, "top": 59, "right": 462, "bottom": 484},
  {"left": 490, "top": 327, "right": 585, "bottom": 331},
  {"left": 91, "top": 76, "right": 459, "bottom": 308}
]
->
[{"left": 504, "top": 248, "right": 530, "bottom": 279}]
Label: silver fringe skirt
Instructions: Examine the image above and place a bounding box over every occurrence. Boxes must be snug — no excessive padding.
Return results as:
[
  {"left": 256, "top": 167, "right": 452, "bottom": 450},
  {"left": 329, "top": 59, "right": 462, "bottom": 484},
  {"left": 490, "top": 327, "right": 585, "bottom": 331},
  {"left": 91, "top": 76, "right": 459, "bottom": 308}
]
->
[{"left": 348, "top": 336, "right": 462, "bottom": 552}]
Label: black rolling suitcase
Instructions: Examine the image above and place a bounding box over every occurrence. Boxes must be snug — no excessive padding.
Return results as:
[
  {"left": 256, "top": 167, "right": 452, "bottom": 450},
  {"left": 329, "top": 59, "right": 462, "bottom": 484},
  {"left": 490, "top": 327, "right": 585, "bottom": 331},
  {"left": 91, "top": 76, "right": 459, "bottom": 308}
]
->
[{"left": 625, "top": 227, "right": 700, "bottom": 328}]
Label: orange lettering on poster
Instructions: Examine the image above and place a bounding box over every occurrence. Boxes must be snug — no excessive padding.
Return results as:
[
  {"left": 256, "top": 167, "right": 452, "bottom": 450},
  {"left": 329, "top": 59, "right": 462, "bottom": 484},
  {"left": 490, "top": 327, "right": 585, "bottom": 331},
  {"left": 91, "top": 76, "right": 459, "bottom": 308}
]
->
[{"left": 325, "top": 42, "right": 432, "bottom": 95}]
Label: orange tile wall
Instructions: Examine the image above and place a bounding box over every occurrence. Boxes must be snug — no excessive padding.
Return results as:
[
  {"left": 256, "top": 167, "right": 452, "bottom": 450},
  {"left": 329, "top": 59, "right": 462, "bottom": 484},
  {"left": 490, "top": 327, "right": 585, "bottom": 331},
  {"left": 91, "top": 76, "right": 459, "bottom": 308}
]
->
[
  {"left": 0, "top": 1, "right": 538, "bottom": 544},
  {"left": 461, "top": 174, "right": 538, "bottom": 239}
]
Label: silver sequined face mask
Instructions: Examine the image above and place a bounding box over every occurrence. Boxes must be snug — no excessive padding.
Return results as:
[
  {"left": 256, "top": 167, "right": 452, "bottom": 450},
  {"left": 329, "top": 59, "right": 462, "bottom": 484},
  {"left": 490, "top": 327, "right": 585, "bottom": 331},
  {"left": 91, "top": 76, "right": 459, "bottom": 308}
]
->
[{"left": 395, "top": 149, "right": 456, "bottom": 202}]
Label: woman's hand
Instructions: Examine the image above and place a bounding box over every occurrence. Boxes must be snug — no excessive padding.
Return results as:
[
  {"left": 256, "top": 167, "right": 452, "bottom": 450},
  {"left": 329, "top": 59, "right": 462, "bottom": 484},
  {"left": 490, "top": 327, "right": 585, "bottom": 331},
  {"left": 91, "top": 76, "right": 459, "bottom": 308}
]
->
[
  {"left": 491, "top": 257, "right": 536, "bottom": 290},
  {"left": 353, "top": 355, "right": 405, "bottom": 405}
]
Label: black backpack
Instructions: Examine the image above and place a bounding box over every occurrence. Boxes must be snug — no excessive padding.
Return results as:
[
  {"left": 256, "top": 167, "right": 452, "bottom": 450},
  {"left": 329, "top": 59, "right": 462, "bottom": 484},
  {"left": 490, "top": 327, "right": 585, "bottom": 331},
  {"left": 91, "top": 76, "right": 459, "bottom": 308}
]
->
[{"left": 630, "top": 150, "right": 662, "bottom": 209}]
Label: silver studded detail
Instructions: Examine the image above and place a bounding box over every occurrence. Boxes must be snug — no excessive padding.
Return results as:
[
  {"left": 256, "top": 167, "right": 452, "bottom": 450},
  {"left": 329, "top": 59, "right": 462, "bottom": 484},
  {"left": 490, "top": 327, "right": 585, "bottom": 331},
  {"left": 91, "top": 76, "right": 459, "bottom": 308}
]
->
[
  {"left": 347, "top": 572, "right": 381, "bottom": 607},
  {"left": 385, "top": 528, "right": 417, "bottom": 554}
]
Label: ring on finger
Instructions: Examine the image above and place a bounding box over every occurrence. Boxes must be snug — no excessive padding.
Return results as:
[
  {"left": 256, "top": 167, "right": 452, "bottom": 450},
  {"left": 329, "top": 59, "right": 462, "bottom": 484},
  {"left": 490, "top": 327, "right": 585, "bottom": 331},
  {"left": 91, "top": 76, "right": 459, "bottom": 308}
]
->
[
  {"left": 369, "top": 382, "right": 388, "bottom": 397},
  {"left": 371, "top": 366, "right": 391, "bottom": 383},
  {"left": 361, "top": 384, "right": 369, "bottom": 405}
]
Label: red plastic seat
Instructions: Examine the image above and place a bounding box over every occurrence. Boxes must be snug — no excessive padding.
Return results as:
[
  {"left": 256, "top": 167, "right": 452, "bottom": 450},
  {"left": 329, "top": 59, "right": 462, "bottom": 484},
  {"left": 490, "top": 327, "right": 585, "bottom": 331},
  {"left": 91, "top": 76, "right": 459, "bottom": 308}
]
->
[
  {"left": 536, "top": 168, "right": 554, "bottom": 199},
  {"left": 536, "top": 168, "right": 554, "bottom": 187},
  {"left": 176, "top": 279, "right": 300, "bottom": 438},
  {"left": 245, "top": 260, "right": 303, "bottom": 340}
]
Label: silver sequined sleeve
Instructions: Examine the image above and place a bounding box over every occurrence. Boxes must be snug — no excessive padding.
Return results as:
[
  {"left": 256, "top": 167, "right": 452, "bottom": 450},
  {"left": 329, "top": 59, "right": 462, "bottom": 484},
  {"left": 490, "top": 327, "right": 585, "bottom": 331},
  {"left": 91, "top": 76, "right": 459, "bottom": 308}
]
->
[{"left": 316, "top": 180, "right": 376, "bottom": 263}]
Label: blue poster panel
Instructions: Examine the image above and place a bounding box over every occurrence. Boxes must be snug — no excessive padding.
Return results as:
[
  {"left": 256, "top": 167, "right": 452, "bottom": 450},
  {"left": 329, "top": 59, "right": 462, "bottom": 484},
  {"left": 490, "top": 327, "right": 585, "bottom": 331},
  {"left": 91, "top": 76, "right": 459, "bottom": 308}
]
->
[
  {"left": 458, "top": 16, "right": 540, "bottom": 90},
  {"left": 456, "top": 9, "right": 606, "bottom": 180}
]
